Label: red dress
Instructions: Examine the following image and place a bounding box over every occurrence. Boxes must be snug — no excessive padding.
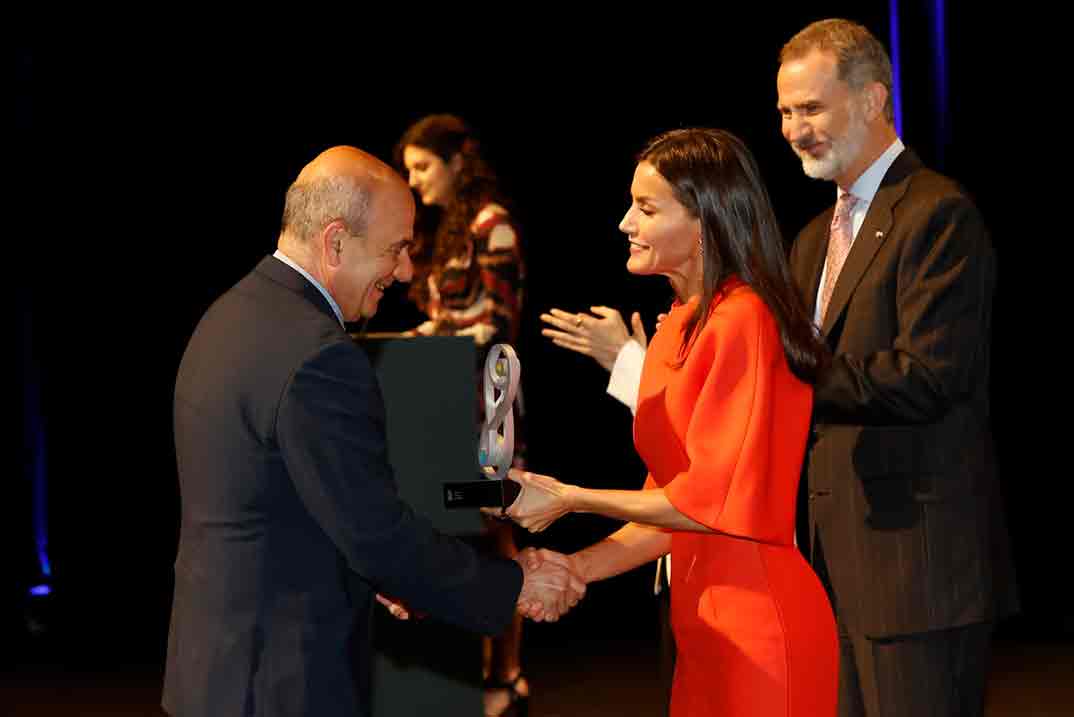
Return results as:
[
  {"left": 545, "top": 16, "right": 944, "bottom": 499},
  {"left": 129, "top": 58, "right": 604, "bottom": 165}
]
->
[{"left": 635, "top": 279, "right": 837, "bottom": 717}]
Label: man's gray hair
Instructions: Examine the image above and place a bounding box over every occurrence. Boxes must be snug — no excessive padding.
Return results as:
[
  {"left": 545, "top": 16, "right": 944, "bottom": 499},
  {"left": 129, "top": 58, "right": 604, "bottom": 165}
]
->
[
  {"left": 780, "top": 18, "right": 895, "bottom": 124},
  {"left": 281, "top": 175, "right": 372, "bottom": 242}
]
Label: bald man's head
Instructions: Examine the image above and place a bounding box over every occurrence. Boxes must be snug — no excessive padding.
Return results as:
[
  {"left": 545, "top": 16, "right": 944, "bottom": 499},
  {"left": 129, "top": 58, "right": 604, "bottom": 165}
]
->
[
  {"left": 281, "top": 146, "right": 409, "bottom": 245},
  {"left": 294, "top": 145, "right": 401, "bottom": 187},
  {"left": 276, "top": 145, "right": 416, "bottom": 322}
]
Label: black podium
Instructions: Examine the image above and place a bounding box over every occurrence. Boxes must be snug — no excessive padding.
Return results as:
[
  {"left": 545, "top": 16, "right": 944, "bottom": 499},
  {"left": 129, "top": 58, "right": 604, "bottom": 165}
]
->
[{"left": 356, "top": 335, "right": 485, "bottom": 717}]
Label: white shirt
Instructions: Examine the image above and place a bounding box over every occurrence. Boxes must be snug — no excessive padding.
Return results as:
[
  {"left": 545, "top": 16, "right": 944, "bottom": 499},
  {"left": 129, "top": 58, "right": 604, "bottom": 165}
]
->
[
  {"left": 607, "top": 339, "right": 646, "bottom": 414},
  {"left": 273, "top": 250, "right": 346, "bottom": 328},
  {"left": 813, "top": 138, "right": 905, "bottom": 325}
]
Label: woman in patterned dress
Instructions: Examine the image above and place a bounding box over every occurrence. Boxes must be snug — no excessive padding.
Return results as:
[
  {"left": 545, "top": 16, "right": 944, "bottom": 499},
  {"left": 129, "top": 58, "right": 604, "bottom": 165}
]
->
[{"left": 396, "top": 114, "right": 529, "bottom": 717}]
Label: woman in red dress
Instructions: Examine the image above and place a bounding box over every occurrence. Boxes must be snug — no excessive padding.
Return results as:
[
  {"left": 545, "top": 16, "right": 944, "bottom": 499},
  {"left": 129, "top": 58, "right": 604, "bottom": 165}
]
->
[{"left": 504, "top": 129, "right": 838, "bottom": 716}]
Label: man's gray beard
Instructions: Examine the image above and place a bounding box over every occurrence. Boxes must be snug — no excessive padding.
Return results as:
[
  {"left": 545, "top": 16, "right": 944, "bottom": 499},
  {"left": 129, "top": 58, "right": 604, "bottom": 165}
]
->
[
  {"left": 796, "top": 107, "right": 868, "bottom": 182},
  {"left": 799, "top": 152, "right": 841, "bottom": 180}
]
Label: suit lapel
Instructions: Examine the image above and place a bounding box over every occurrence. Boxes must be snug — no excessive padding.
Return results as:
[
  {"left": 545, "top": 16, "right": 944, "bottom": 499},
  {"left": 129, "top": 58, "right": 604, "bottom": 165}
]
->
[{"left": 820, "top": 150, "right": 922, "bottom": 337}]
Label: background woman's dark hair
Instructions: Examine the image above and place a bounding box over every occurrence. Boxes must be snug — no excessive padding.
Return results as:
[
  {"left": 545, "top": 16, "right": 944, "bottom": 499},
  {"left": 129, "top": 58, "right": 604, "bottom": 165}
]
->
[
  {"left": 394, "top": 114, "right": 507, "bottom": 308},
  {"left": 640, "top": 128, "right": 828, "bottom": 382}
]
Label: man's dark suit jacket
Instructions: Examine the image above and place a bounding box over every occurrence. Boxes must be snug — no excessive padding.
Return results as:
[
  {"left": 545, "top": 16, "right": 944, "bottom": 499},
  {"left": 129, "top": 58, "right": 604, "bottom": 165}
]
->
[
  {"left": 789, "top": 149, "right": 1018, "bottom": 640},
  {"left": 163, "top": 256, "right": 522, "bottom": 717}
]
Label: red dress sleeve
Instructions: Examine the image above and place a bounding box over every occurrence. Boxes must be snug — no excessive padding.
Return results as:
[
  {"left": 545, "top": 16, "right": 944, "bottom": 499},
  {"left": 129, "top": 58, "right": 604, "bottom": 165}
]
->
[{"left": 661, "top": 295, "right": 809, "bottom": 543}]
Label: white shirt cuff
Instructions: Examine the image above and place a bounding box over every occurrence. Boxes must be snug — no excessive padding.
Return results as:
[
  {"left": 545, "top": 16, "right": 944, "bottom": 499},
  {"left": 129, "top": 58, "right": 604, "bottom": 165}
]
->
[{"left": 607, "top": 339, "right": 645, "bottom": 415}]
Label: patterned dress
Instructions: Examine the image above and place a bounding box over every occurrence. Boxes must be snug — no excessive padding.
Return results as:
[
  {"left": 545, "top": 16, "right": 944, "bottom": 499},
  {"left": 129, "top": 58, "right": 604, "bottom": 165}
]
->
[
  {"left": 418, "top": 202, "right": 527, "bottom": 465},
  {"left": 425, "top": 202, "right": 524, "bottom": 347}
]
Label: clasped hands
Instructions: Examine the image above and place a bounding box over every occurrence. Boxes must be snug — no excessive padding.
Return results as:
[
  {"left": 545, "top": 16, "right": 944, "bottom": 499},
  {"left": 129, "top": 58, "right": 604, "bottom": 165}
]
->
[
  {"left": 504, "top": 471, "right": 585, "bottom": 620},
  {"left": 513, "top": 547, "right": 585, "bottom": 621},
  {"left": 379, "top": 470, "right": 585, "bottom": 622},
  {"left": 377, "top": 546, "right": 584, "bottom": 623}
]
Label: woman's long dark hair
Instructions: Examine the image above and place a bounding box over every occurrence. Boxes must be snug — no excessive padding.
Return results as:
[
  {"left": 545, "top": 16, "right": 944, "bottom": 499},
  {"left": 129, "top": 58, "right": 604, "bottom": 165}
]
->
[
  {"left": 640, "top": 128, "right": 828, "bottom": 382},
  {"left": 394, "top": 114, "right": 507, "bottom": 309}
]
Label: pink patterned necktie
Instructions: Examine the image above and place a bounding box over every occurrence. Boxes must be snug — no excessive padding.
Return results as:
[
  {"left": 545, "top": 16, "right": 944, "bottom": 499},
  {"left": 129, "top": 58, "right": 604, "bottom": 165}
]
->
[{"left": 817, "top": 191, "right": 860, "bottom": 322}]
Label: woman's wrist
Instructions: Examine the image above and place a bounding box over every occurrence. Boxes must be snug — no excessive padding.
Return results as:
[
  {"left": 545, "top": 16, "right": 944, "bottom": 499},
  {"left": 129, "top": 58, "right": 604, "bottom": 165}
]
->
[
  {"left": 568, "top": 549, "right": 595, "bottom": 585},
  {"left": 562, "top": 483, "right": 586, "bottom": 514}
]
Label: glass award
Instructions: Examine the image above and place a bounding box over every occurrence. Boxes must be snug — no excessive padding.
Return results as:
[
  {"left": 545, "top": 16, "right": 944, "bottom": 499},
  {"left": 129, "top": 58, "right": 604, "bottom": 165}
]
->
[{"left": 442, "top": 343, "right": 522, "bottom": 510}]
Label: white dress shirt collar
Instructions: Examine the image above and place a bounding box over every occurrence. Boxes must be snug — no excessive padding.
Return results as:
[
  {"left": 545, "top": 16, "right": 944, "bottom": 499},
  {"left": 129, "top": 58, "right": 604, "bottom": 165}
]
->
[
  {"left": 813, "top": 138, "right": 905, "bottom": 326},
  {"left": 272, "top": 249, "right": 346, "bottom": 328},
  {"left": 846, "top": 137, "right": 905, "bottom": 210}
]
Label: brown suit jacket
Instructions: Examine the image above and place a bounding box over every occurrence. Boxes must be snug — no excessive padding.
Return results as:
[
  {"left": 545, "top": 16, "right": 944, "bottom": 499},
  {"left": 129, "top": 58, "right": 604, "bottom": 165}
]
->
[{"left": 789, "top": 149, "right": 1018, "bottom": 639}]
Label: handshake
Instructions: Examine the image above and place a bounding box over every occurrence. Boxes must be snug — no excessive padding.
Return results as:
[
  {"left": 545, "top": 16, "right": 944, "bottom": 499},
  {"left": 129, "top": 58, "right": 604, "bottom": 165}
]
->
[
  {"left": 513, "top": 547, "right": 586, "bottom": 622},
  {"left": 378, "top": 547, "right": 586, "bottom": 623},
  {"left": 381, "top": 468, "right": 590, "bottom": 623}
]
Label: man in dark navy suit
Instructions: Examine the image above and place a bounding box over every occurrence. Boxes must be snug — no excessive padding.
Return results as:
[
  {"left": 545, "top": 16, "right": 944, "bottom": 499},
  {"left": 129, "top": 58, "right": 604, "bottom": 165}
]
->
[{"left": 163, "top": 146, "right": 583, "bottom": 717}]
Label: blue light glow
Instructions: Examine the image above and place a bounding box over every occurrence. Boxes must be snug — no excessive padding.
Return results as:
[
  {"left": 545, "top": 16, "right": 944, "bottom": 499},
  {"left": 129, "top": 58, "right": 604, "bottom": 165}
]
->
[
  {"left": 33, "top": 426, "right": 50, "bottom": 577},
  {"left": 889, "top": 0, "right": 904, "bottom": 137},
  {"left": 23, "top": 304, "right": 52, "bottom": 587},
  {"left": 29, "top": 584, "right": 51, "bottom": 597},
  {"left": 931, "top": 0, "right": 948, "bottom": 167}
]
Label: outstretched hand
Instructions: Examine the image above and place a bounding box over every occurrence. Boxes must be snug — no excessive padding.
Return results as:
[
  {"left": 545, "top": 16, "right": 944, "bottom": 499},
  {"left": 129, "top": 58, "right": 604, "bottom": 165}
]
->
[
  {"left": 540, "top": 306, "right": 648, "bottom": 372},
  {"left": 514, "top": 547, "right": 586, "bottom": 621},
  {"left": 497, "top": 468, "right": 575, "bottom": 533}
]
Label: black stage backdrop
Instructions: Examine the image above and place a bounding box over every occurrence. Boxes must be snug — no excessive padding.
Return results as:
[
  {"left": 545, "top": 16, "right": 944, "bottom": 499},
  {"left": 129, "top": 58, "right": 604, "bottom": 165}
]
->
[{"left": 10, "top": 5, "right": 1060, "bottom": 673}]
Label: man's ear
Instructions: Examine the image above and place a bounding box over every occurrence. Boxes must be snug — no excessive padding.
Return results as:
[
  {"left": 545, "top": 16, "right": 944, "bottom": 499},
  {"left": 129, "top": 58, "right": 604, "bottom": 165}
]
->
[
  {"left": 862, "top": 81, "right": 889, "bottom": 122},
  {"left": 323, "top": 220, "right": 347, "bottom": 267}
]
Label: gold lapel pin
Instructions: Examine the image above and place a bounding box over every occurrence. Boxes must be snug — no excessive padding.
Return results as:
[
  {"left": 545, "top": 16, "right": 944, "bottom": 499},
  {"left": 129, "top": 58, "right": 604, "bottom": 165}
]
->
[{"left": 875, "top": 231, "right": 884, "bottom": 240}]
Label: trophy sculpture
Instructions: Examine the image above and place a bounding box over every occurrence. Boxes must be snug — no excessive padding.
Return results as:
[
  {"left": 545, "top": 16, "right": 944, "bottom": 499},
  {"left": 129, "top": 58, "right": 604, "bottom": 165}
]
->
[{"left": 442, "top": 344, "right": 523, "bottom": 511}]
